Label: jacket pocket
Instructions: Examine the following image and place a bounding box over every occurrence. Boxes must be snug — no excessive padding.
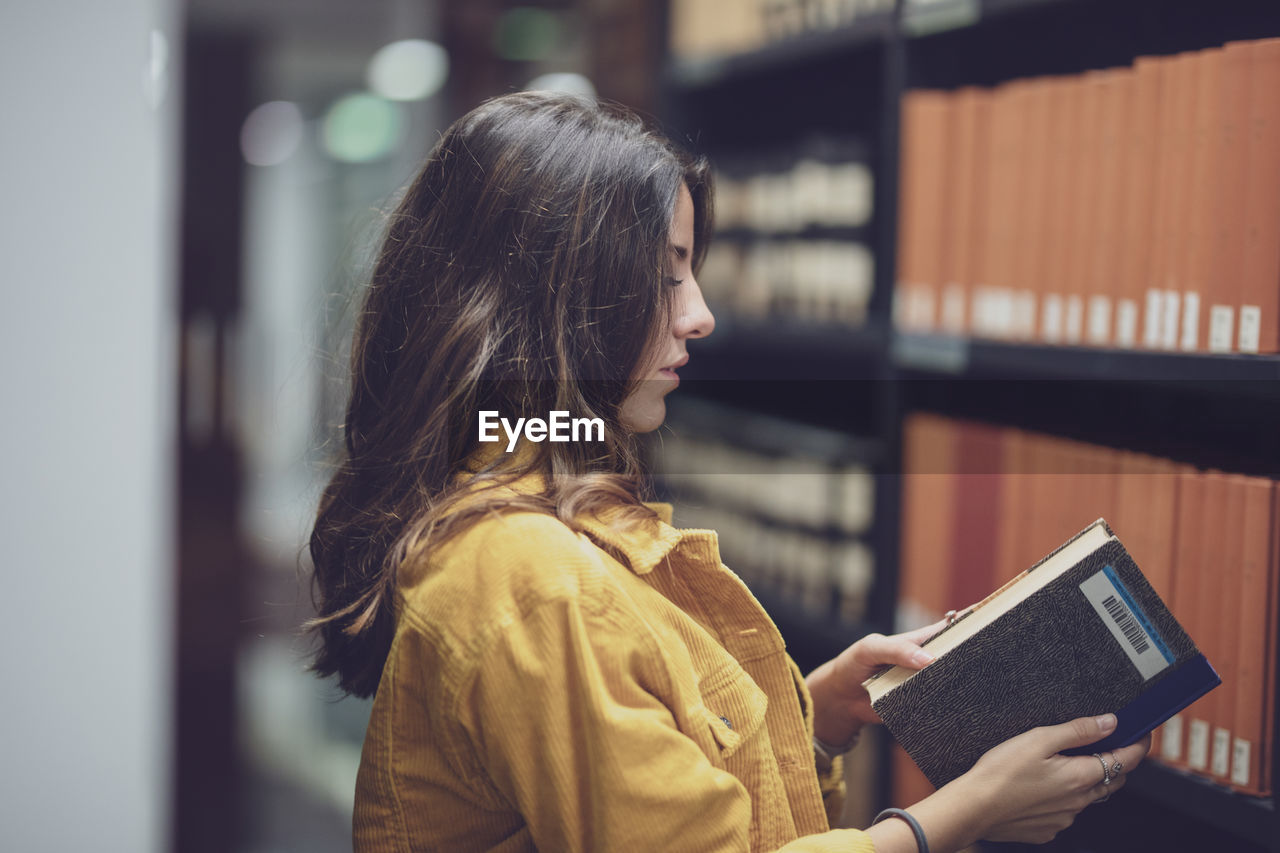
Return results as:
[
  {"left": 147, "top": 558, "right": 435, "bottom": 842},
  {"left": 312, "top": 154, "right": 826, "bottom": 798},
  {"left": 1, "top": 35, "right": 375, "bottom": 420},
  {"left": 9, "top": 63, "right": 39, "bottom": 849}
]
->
[{"left": 694, "top": 665, "right": 768, "bottom": 761}]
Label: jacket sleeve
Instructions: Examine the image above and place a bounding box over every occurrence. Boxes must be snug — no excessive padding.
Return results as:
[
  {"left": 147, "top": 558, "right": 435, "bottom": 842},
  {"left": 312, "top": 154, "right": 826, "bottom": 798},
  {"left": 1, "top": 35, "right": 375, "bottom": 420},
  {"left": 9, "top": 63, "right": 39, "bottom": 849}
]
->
[
  {"left": 453, "top": 593, "right": 875, "bottom": 853},
  {"left": 785, "top": 655, "right": 849, "bottom": 827}
]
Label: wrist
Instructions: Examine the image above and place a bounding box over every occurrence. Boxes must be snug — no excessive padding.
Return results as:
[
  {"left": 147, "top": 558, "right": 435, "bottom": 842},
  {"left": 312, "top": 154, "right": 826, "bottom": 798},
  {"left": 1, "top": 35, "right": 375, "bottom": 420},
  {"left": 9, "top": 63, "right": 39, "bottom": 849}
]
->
[
  {"left": 917, "top": 776, "right": 992, "bottom": 849},
  {"left": 806, "top": 661, "right": 864, "bottom": 747}
]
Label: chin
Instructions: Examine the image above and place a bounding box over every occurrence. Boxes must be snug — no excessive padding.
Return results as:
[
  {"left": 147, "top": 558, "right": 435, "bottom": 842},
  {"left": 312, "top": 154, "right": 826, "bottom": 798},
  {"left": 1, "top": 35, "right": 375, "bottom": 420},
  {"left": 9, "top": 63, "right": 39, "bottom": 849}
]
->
[{"left": 620, "top": 398, "right": 668, "bottom": 434}]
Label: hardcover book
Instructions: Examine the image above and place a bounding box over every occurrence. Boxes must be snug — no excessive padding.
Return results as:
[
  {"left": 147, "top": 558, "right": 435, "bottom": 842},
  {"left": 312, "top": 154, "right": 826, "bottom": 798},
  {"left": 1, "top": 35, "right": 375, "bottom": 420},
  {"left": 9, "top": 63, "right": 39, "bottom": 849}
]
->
[{"left": 866, "top": 519, "right": 1220, "bottom": 789}]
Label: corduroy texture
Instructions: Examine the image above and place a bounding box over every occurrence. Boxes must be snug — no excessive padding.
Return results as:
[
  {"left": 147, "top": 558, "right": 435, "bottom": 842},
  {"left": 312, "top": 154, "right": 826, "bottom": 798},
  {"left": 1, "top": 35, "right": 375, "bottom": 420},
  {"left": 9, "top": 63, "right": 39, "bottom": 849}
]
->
[{"left": 351, "top": 462, "right": 875, "bottom": 852}]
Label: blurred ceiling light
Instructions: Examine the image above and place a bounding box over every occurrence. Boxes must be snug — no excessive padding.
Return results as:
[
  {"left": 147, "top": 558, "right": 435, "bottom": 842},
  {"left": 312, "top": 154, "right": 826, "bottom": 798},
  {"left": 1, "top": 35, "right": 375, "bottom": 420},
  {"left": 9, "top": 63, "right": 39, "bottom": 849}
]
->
[
  {"left": 240, "top": 101, "right": 305, "bottom": 167},
  {"left": 525, "top": 72, "right": 596, "bottom": 99},
  {"left": 494, "top": 8, "right": 561, "bottom": 62},
  {"left": 367, "top": 39, "right": 449, "bottom": 102},
  {"left": 322, "top": 94, "right": 405, "bottom": 164}
]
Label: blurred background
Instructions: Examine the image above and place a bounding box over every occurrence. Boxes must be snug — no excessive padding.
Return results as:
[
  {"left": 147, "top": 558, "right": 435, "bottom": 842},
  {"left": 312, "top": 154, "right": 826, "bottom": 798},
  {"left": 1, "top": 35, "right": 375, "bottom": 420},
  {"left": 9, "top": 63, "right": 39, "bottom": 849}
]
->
[{"left": 6, "top": 0, "right": 1280, "bottom": 851}]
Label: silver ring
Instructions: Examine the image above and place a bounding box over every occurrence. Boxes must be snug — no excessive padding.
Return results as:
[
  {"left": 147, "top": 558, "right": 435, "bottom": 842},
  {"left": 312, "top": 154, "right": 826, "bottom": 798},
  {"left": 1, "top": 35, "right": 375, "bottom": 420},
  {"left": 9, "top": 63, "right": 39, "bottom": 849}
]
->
[
  {"left": 1093, "top": 753, "right": 1112, "bottom": 785},
  {"left": 1096, "top": 791, "right": 1112, "bottom": 804}
]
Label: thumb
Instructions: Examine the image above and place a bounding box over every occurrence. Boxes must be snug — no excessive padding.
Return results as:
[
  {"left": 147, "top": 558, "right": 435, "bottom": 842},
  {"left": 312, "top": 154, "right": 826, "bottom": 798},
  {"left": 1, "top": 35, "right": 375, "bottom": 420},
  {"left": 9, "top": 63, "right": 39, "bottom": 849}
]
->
[{"left": 1040, "top": 713, "right": 1117, "bottom": 753}]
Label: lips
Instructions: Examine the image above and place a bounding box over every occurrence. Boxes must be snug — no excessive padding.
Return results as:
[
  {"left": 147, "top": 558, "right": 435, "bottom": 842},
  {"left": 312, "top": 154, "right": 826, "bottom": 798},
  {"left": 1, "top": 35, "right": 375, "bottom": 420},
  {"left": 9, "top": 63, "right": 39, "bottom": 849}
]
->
[
  {"left": 662, "top": 354, "right": 688, "bottom": 372},
  {"left": 659, "top": 354, "right": 688, "bottom": 382}
]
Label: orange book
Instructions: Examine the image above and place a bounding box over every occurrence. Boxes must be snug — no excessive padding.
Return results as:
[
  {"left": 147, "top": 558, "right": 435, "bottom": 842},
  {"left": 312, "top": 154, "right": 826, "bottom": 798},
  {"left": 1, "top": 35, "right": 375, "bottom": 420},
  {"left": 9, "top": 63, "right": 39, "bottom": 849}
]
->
[
  {"left": 1238, "top": 38, "right": 1280, "bottom": 353},
  {"left": 1142, "top": 458, "right": 1185, "bottom": 607},
  {"left": 975, "top": 83, "right": 1013, "bottom": 340},
  {"left": 1119, "top": 58, "right": 1163, "bottom": 349},
  {"left": 1089, "top": 69, "right": 1131, "bottom": 348},
  {"left": 1141, "top": 56, "right": 1174, "bottom": 349},
  {"left": 894, "top": 91, "right": 921, "bottom": 330},
  {"left": 896, "top": 92, "right": 936, "bottom": 331},
  {"left": 1181, "top": 48, "right": 1225, "bottom": 352},
  {"left": 1008, "top": 80, "right": 1037, "bottom": 342},
  {"left": 995, "top": 429, "right": 1033, "bottom": 581},
  {"left": 1159, "top": 467, "right": 1203, "bottom": 767},
  {"left": 1112, "top": 451, "right": 1150, "bottom": 561},
  {"left": 1209, "top": 42, "right": 1255, "bottom": 352},
  {"left": 1210, "top": 476, "right": 1248, "bottom": 781},
  {"left": 1186, "top": 472, "right": 1229, "bottom": 775},
  {"left": 1157, "top": 52, "right": 1198, "bottom": 352},
  {"left": 939, "top": 88, "right": 987, "bottom": 335},
  {"left": 898, "top": 414, "right": 956, "bottom": 629},
  {"left": 950, "top": 422, "right": 1005, "bottom": 611},
  {"left": 1060, "top": 78, "right": 1088, "bottom": 345},
  {"left": 1038, "top": 78, "right": 1071, "bottom": 344},
  {"left": 1231, "top": 478, "right": 1278, "bottom": 795},
  {"left": 1080, "top": 71, "right": 1111, "bottom": 347}
]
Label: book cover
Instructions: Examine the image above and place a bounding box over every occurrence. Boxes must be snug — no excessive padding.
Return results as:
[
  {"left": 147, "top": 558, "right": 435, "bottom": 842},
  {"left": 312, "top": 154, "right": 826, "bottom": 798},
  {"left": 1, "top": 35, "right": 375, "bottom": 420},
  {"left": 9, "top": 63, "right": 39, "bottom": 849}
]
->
[{"left": 867, "top": 519, "right": 1220, "bottom": 789}]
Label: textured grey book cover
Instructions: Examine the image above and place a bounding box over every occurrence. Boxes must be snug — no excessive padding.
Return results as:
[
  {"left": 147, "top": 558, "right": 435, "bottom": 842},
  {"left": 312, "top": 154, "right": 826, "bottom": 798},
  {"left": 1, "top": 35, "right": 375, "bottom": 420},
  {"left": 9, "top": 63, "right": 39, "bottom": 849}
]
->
[{"left": 871, "top": 526, "right": 1213, "bottom": 788}]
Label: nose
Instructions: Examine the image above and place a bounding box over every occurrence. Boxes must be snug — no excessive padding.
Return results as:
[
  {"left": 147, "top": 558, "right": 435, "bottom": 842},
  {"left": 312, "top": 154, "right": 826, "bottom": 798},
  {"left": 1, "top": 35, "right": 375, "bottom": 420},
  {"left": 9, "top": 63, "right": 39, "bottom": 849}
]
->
[{"left": 675, "top": 275, "right": 715, "bottom": 340}]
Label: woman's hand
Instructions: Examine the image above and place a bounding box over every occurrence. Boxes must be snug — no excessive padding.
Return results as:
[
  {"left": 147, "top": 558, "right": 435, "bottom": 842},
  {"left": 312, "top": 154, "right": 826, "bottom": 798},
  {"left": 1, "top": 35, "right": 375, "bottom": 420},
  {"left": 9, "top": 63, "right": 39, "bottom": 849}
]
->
[
  {"left": 805, "top": 620, "right": 947, "bottom": 748},
  {"left": 960, "top": 715, "right": 1152, "bottom": 843},
  {"left": 868, "top": 715, "right": 1153, "bottom": 852}
]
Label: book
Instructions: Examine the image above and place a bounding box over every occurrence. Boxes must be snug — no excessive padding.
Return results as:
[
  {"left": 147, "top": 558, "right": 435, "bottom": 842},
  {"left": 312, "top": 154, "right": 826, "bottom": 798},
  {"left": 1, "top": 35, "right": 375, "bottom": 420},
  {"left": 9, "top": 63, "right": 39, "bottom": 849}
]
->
[
  {"left": 867, "top": 518, "right": 1221, "bottom": 789},
  {"left": 1231, "top": 478, "right": 1278, "bottom": 795}
]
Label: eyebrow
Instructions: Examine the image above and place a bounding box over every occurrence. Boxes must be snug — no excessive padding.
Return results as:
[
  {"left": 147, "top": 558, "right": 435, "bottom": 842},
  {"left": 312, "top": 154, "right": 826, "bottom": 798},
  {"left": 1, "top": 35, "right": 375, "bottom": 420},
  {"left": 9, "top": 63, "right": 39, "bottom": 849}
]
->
[{"left": 670, "top": 245, "right": 689, "bottom": 260}]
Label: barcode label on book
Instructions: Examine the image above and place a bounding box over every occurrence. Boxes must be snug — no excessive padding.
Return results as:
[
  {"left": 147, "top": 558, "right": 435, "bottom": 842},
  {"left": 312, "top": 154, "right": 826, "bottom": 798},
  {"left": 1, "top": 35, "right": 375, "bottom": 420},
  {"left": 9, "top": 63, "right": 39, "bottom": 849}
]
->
[{"left": 1079, "top": 568, "right": 1173, "bottom": 681}]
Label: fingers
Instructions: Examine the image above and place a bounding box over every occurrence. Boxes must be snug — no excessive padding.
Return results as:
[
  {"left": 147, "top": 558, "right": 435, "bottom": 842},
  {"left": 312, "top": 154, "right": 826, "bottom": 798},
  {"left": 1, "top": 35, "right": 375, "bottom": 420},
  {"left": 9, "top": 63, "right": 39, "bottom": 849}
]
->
[
  {"left": 1087, "top": 769, "right": 1128, "bottom": 804},
  {"left": 1038, "top": 713, "right": 1119, "bottom": 753},
  {"left": 898, "top": 619, "right": 948, "bottom": 647},
  {"left": 1111, "top": 734, "right": 1152, "bottom": 772},
  {"left": 854, "top": 631, "right": 937, "bottom": 671}
]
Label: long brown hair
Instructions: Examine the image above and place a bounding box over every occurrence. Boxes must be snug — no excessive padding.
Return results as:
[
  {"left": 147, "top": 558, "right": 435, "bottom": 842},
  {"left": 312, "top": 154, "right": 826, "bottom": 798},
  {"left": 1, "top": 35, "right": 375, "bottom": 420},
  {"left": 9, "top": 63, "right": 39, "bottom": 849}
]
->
[{"left": 307, "top": 92, "right": 713, "bottom": 698}]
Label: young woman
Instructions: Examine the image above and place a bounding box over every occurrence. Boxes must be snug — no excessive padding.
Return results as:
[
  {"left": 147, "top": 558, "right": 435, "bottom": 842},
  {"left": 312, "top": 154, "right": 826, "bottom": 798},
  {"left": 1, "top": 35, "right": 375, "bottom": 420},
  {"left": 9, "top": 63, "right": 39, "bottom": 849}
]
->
[{"left": 307, "top": 91, "right": 1149, "bottom": 852}]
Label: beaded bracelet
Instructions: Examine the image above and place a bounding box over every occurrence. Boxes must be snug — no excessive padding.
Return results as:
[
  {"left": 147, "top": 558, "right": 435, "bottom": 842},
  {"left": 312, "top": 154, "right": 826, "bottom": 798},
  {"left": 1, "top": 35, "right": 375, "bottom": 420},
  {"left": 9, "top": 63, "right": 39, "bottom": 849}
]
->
[{"left": 873, "top": 808, "right": 930, "bottom": 853}]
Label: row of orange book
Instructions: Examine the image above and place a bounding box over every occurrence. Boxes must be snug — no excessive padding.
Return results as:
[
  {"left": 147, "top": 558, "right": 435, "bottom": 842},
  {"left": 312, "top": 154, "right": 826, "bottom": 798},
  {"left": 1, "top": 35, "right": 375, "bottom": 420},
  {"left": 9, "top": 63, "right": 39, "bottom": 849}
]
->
[
  {"left": 895, "top": 36, "right": 1280, "bottom": 355},
  {"left": 892, "top": 414, "right": 1277, "bottom": 806}
]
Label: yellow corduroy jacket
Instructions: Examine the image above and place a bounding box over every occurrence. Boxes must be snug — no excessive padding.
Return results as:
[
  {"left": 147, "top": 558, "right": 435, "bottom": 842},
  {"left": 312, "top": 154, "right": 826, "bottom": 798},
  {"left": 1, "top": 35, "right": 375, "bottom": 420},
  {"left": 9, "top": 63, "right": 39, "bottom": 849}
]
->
[{"left": 353, "top": 463, "right": 876, "bottom": 852}]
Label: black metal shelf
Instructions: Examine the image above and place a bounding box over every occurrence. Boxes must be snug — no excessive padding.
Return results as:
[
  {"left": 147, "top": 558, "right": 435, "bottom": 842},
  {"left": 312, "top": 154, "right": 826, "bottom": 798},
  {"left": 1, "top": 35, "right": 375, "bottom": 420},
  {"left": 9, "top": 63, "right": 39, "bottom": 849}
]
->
[
  {"left": 713, "top": 224, "right": 872, "bottom": 244},
  {"left": 694, "top": 314, "right": 888, "bottom": 372},
  {"left": 893, "top": 332, "right": 1280, "bottom": 389},
  {"left": 1125, "top": 762, "right": 1275, "bottom": 847}
]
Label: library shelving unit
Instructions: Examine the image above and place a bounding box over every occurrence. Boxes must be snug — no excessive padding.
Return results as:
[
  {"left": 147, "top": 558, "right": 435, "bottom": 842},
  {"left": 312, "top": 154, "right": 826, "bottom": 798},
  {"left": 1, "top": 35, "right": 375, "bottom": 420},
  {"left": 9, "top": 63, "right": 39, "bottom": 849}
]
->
[{"left": 660, "top": 1, "right": 1280, "bottom": 851}]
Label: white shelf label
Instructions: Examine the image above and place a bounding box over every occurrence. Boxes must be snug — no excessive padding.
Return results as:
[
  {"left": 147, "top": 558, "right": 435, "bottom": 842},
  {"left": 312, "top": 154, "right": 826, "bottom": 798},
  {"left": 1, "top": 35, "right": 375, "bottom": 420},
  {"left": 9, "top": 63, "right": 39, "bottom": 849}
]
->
[
  {"left": 1116, "top": 299, "right": 1138, "bottom": 348},
  {"left": 1239, "top": 305, "right": 1261, "bottom": 353},
  {"left": 1143, "top": 289, "right": 1163, "bottom": 348},
  {"left": 1209, "top": 305, "right": 1235, "bottom": 353},
  {"left": 1160, "top": 290, "right": 1180, "bottom": 350},
  {"left": 1232, "top": 738, "right": 1252, "bottom": 787},
  {"left": 1211, "top": 727, "right": 1232, "bottom": 778},
  {"left": 1180, "top": 292, "right": 1200, "bottom": 351},
  {"left": 1187, "top": 719, "right": 1210, "bottom": 770},
  {"left": 1161, "top": 716, "right": 1183, "bottom": 761}
]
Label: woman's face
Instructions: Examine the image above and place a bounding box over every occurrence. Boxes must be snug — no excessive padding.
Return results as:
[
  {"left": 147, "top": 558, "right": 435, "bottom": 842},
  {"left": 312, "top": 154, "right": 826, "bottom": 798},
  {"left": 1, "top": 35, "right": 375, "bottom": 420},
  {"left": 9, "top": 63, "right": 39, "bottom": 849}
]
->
[{"left": 619, "top": 183, "right": 715, "bottom": 433}]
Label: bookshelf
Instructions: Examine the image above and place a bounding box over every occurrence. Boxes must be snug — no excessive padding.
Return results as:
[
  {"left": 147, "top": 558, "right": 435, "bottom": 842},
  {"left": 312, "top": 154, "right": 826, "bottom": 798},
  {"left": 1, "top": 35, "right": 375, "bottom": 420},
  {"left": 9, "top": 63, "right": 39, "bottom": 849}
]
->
[{"left": 661, "top": 0, "right": 1280, "bottom": 850}]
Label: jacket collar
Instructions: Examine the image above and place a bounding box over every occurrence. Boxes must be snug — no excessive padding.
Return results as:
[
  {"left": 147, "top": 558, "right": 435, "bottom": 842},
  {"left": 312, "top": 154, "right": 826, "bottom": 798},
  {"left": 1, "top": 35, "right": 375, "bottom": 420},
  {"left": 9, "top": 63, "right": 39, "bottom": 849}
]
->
[{"left": 457, "top": 439, "right": 682, "bottom": 576}]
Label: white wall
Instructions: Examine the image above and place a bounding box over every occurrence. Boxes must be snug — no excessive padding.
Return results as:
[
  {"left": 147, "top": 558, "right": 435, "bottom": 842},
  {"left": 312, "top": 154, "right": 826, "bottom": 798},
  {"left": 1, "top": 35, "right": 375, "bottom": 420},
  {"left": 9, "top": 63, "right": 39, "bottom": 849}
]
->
[{"left": 0, "top": 1, "right": 179, "bottom": 850}]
